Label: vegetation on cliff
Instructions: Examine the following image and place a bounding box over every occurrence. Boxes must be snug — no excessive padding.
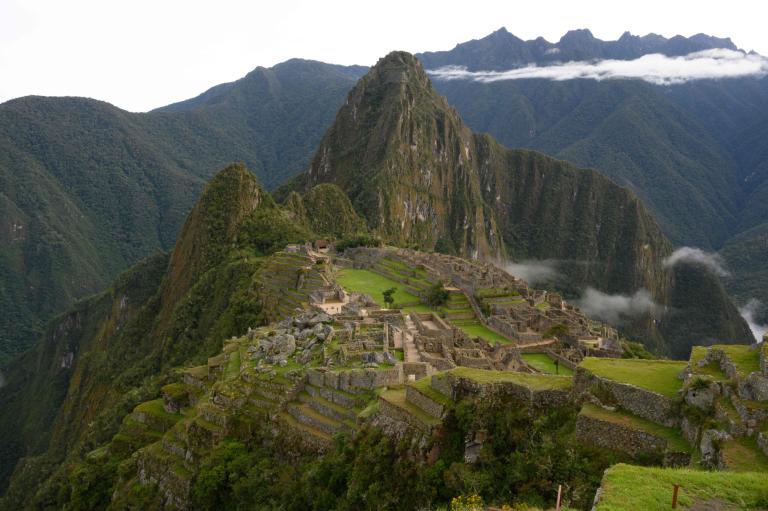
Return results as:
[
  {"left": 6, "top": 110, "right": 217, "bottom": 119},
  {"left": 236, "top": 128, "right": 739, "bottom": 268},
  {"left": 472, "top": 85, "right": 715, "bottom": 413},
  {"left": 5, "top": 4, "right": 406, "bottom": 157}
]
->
[{"left": 0, "top": 60, "right": 365, "bottom": 362}]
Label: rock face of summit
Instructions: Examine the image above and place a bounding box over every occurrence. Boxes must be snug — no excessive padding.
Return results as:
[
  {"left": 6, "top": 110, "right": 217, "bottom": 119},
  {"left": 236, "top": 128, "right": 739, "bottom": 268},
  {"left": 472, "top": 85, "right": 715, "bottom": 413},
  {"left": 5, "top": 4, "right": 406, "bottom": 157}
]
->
[{"left": 287, "top": 51, "right": 753, "bottom": 355}]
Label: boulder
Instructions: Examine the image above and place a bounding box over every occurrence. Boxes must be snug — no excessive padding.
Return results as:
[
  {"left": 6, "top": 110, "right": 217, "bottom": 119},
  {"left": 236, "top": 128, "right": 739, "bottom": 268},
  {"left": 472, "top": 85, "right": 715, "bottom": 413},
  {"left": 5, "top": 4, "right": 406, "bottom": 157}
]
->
[
  {"left": 685, "top": 384, "right": 716, "bottom": 410},
  {"left": 308, "top": 312, "right": 333, "bottom": 326},
  {"left": 314, "top": 323, "right": 334, "bottom": 341},
  {"left": 700, "top": 429, "right": 731, "bottom": 469}
]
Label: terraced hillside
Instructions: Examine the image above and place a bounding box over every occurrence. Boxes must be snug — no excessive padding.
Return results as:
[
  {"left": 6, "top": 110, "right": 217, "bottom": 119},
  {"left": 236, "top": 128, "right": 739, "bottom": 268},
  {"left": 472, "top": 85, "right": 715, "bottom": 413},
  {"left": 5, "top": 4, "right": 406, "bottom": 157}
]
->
[{"left": 576, "top": 346, "right": 768, "bottom": 472}]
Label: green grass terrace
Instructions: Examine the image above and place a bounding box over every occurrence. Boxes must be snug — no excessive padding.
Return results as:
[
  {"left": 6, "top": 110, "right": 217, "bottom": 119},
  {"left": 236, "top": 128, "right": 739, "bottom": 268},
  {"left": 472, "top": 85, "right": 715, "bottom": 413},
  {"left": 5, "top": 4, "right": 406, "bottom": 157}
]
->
[
  {"left": 595, "top": 463, "right": 768, "bottom": 510},
  {"left": 579, "top": 357, "right": 686, "bottom": 398},
  {"left": 522, "top": 353, "right": 574, "bottom": 376},
  {"left": 336, "top": 268, "right": 421, "bottom": 308},
  {"left": 448, "top": 367, "right": 573, "bottom": 391},
  {"left": 449, "top": 319, "right": 514, "bottom": 345}
]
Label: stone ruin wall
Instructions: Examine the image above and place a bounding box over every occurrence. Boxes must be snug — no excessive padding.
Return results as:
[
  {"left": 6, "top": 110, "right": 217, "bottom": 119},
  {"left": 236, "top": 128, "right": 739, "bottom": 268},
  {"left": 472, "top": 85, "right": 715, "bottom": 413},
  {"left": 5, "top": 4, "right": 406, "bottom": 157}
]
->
[
  {"left": 575, "top": 413, "right": 690, "bottom": 467},
  {"left": 574, "top": 368, "right": 680, "bottom": 427}
]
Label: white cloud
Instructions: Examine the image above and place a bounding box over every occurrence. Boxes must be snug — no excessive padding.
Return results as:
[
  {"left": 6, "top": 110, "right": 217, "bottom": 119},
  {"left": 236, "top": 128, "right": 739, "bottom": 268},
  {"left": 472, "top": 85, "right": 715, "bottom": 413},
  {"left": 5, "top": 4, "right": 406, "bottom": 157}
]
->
[
  {"left": 575, "top": 287, "right": 659, "bottom": 325},
  {"left": 428, "top": 49, "right": 768, "bottom": 85},
  {"left": 504, "top": 260, "right": 558, "bottom": 285},
  {"left": 739, "top": 299, "right": 768, "bottom": 343},
  {"left": 662, "top": 247, "right": 729, "bottom": 276}
]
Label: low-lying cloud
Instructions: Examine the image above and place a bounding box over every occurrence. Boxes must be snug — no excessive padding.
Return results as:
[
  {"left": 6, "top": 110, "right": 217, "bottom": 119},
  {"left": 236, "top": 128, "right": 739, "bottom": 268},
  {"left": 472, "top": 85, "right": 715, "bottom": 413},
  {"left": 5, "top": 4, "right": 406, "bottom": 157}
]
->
[
  {"left": 739, "top": 299, "right": 768, "bottom": 343},
  {"left": 662, "top": 247, "right": 729, "bottom": 276},
  {"left": 428, "top": 49, "right": 768, "bottom": 85},
  {"left": 575, "top": 287, "right": 659, "bottom": 326},
  {"left": 504, "top": 260, "right": 559, "bottom": 286}
]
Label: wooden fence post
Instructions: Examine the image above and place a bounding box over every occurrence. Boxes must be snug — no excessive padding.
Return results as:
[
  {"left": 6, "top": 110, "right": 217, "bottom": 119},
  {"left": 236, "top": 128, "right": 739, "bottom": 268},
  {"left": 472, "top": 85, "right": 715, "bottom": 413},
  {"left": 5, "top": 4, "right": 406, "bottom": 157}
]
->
[
  {"left": 672, "top": 484, "right": 680, "bottom": 509},
  {"left": 556, "top": 484, "right": 562, "bottom": 511}
]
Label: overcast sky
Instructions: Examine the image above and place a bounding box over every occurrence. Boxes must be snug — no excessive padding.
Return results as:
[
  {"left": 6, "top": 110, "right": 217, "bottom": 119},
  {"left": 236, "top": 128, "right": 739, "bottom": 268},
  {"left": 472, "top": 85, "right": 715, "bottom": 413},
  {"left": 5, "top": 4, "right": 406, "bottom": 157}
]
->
[{"left": 1, "top": 0, "right": 766, "bottom": 112}]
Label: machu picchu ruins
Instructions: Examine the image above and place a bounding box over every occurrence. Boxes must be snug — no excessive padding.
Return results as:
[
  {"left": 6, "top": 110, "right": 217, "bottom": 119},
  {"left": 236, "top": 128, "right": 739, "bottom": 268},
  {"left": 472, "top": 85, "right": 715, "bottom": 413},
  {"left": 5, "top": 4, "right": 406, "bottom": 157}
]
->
[{"left": 101, "top": 242, "right": 768, "bottom": 509}]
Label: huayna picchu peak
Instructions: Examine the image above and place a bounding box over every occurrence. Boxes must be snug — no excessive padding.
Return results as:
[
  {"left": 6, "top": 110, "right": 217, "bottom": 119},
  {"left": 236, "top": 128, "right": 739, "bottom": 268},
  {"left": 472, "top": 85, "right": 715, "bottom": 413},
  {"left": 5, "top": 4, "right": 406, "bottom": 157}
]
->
[{"left": 1, "top": 24, "right": 767, "bottom": 510}]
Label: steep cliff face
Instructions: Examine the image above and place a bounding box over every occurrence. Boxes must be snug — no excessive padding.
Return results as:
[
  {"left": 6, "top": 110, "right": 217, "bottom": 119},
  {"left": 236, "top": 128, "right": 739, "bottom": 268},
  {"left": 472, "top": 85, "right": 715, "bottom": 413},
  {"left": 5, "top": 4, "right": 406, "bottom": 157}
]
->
[
  {"left": 286, "top": 51, "right": 752, "bottom": 355},
  {"left": 0, "top": 252, "right": 168, "bottom": 496}
]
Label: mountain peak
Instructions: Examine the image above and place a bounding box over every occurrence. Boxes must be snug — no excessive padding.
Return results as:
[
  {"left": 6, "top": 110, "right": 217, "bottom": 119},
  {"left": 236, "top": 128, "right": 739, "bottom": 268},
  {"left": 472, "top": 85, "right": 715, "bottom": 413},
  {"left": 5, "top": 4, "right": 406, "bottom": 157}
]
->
[
  {"left": 161, "top": 163, "right": 267, "bottom": 307},
  {"left": 369, "top": 51, "right": 428, "bottom": 83},
  {"left": 560, "top": 28, "right": 596, "bottom": 42}
]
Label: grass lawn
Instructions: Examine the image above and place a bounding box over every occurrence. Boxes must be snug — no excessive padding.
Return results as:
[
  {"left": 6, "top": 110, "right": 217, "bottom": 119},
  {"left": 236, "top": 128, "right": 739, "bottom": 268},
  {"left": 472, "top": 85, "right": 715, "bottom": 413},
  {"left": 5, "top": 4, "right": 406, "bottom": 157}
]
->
[
  {"left": 449, "top": 367, "right": 573, "bottom": 391},
  {"left": 402, "top": 303, "right": 433, "bottom": 313},
  {"left": 715, "top": 344, "right": 761, "bottom": 377},
  {"left": 689, "top": 346, "right": 729, "bottom": 380},
  {"left": 134, "top": 399, "right": 181, "bottom": 420},
  {"left": 580, "top": 403, "right": 690, "bottom": 452},
  {"left": 579, "top": 358, "right": 686, "bottom": 398},
  {"left": 721, "top": 436, "right": 768, "bottom": 472},
  {"left": 410, "top": 377, "right": 452, "bottom": 406},
  {"left": 595, "top": 463, "right": 768, "bottom": 510},
  {"left": 336, "top": 269, "right": 420, "bottom": 307},
  {"left": 446, "top": 319, "right": 514, "bottom": 344},
  {"left": 225, "top": 349, "right": 241, "bottom": 379},
  {"left": 522, "top": 353, "right": 574, "bottom": 376},
  {"left": 380, "top": 388, "right": 442, "bottom": 426}
]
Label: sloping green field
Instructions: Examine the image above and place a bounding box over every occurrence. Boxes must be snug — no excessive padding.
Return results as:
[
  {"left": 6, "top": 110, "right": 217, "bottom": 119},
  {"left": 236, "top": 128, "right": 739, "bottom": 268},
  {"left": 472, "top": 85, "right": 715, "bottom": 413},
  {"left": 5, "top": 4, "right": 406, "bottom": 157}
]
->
[
  {"left": 580, "top": 358, "right": 686, "bottom": 398},
  {"left": 595, "top": 464, "right": 768, "bottom": 510},
  {"left": 336, "top": 268, "right": 420, "bottom": 307}
]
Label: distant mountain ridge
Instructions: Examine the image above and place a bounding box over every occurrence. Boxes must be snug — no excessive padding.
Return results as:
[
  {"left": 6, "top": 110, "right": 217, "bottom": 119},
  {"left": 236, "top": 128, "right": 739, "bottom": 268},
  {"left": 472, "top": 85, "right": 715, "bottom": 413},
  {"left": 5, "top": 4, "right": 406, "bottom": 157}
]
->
[
  {"left": 0, "top": 60, "right": 364, "bottom": 362},
  {"left": 416, "top": 29, "right": 768, "bottom": 324},
  {"left": 418, "top": 27, "right": 741, "bottom": 71}
]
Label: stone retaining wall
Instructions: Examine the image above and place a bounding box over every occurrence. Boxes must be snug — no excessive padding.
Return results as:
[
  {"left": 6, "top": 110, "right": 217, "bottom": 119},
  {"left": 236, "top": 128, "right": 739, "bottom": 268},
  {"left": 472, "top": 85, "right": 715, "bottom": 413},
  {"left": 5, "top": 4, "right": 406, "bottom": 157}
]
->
[
  {"left": 405, "top": 386, "right": 445, "bottom": 418},
  {"left": 544, "top": 349, "right": 578, "bottom": 370},
  {"left": 403, "top": 362, "right": 431, "bottom": 380},
  {"left": 758, "top": 431, "right": 768, "bottom": 457},
  {"left": 378, "top": 396, "right": 433, "bottom": 434},
  {"left": 575, "top": 413, "right": 689, "bottom": 467},
  {"left": 321, "top": 366, "right": 404, "bottom": 392},
  {"left": 574, "top": 367, "right": 680, "bottom": 427},
  {"left": 420, "top": 353, "right": 456, "bottom": 371},
  {"left": 447, "top": 374, "right": 571, "bottom": 411},
  {"left": 431, "top": 375, "right": 453, "bottom": 399}
]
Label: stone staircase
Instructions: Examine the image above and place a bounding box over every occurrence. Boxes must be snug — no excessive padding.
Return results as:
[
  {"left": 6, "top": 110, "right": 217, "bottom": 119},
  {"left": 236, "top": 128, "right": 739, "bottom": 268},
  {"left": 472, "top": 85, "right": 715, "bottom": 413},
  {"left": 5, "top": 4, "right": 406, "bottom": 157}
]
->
[{"left": 281, "top": 382, "right": 366, "bottom": 444}]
